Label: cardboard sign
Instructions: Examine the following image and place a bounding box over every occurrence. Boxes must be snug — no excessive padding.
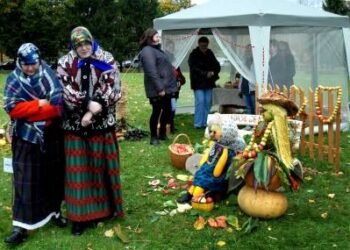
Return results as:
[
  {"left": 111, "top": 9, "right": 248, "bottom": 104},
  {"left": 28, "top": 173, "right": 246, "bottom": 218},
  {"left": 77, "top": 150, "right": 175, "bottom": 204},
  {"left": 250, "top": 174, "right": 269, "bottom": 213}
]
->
[{"left": 3, "top": 157, "right": 13, "bottom": 173}]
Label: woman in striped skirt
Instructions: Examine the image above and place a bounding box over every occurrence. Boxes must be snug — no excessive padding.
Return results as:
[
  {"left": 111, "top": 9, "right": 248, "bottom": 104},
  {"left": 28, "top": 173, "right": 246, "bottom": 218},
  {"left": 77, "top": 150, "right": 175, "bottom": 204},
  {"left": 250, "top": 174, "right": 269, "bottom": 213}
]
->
[
  {"left": 3, "top": 43, "right": 66, "bottom": 245},
  {"left": 57, "top": 26, "right": 124, "bottom": 235}
]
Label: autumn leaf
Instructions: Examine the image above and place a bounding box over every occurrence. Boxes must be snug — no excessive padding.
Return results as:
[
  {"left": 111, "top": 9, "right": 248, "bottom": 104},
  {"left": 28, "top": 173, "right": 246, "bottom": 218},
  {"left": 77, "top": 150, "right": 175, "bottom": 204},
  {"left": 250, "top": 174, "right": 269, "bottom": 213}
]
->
[
  {"left": 176, "top": 174, "right": 191, "bottom": 182},
  {"left": 308, "top": 199, "right": 316, "bottom": 204},
  {"left": 208, "top": 217, "right": 218, "bottom": 228},
  {"left": 328, "top": 193, "right": 335, "bottom": 199},
  {"left": 104, "top": 229, "right": 114, "bottom": 238},
  {"left": 216, "top": 241, "right": 226, "bottom": 247},
  {"left": 227, "top": 215, "right": 241, "bottom": 230},
  {"left": 162, "top": 172, "right": 173, "bottom": 178},
  {"left": 320, "top": 212, "right": 328, "bottom": 219},
  {"left": 304, "top": 176, "right": 312, "bottom": 181},
  {"left": 194, "top": 216, "right": 206, "bottom": 230},
  {"left": 114, "top": 224, "right": 128, "bottom": 243},
  {"left": 216, "top": 216, "right": 227, "bottom": 228}
]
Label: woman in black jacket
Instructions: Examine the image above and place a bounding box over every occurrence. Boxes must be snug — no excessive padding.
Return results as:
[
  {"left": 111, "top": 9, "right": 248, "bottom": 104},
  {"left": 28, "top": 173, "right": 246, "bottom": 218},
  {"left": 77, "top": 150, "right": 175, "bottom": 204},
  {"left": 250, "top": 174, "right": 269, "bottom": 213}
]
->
[{"left": 139, "top": 28, "right": 178, "bottom": 145}]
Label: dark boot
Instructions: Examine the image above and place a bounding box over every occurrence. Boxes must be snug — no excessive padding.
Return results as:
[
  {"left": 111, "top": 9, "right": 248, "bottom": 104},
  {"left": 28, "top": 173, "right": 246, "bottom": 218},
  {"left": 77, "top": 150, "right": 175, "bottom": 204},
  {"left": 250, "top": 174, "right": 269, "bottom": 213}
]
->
[
  {"left": 71, "top": 222, "right": 86, "bottom": 236},
  {"left": 150, "top": 137, "right": 160, "bottom": 146},
  {"left": 177, "top": 192, "right": 193, "bottom": 204},
  {"left": 158, "top": 134, "right": 168, "bottom": 141},
  {"left": 52, "top": 214, "right": 67, "bottom": 228},
  {"left": 170, "top": 111, "right": 177, "bottom": 133},
  {"left": 4, "top": 227, "right": 27, "bottom": 245}
]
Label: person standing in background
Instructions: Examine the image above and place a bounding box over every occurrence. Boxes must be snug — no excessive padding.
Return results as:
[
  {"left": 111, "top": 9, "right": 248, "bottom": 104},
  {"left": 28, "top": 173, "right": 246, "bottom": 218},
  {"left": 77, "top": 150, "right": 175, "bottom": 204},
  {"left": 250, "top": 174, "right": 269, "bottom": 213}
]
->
[
  {"left": 57, "top": 26, "right": 124, "bottom": 236},
  {"left": 239, "top": 45, "right": 256, "bottom": 116},
  {"left": 164, "top": 40, "right": 186, "bottom": 133},
  {"left": 139, "top": 28, "right": 178, "bottom": 145},
  {"left": 3, "top": 43, "right": 66, "bottom": 245},
  {"left": 278, "top": 41, "right": 295, "bottom": 89},
  {"left": 188, "top": 36, "right": 220, "bottom": 129}
]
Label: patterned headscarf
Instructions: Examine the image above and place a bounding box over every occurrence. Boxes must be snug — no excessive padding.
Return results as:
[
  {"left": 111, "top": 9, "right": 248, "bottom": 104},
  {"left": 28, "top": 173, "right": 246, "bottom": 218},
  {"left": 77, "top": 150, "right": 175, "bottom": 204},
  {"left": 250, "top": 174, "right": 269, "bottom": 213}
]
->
[
  {"left": 17, "top": 43, "right": 40, "bottom": 65},
  {"left": 71, "top": 26, "right": 93, "bottom": 49}
]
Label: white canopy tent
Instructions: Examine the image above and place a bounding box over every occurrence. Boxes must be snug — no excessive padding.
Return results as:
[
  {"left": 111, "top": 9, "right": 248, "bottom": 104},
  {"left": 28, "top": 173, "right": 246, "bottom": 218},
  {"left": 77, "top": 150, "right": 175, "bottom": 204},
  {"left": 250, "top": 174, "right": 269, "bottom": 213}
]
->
[{"left": 154, "top": 0, "right": 350, "bottom": 121}]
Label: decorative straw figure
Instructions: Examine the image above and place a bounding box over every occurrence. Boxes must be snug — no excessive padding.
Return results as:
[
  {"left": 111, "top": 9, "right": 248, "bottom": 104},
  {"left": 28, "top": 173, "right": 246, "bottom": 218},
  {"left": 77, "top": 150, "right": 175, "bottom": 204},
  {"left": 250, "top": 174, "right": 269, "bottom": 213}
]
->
[
  {"left": 227, "top": 91, "right": 303, "bottom": 219},
  {"left": 177, "top": 114, "right": 246, "bottom": 204}
]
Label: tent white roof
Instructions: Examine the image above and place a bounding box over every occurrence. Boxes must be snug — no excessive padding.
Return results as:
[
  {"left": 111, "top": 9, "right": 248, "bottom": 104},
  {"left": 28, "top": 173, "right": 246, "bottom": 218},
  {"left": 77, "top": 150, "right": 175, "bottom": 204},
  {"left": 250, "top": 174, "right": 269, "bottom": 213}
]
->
[{"left": 154, "top": 0, "right": 350, "bottom": 30}]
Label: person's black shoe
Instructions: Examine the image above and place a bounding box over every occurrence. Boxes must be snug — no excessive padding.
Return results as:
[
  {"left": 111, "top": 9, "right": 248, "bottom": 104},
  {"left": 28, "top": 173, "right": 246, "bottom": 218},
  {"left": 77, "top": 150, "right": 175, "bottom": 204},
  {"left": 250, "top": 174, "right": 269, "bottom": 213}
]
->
[
  {"left": 4, "top": 227, "right": 27, "bottom": 245},
  {"left": 158, "top": 135, "right": 169, "bottom": 140},
  {"left": 150, "top": 137, "right": 160, "bottom": 146},
  {"left": 176, "top": 192, "right": 193, "bottom": 204},
  {"left": 52, "top": 215, "right": 67, "bottom": 228},
  {"left": 71, "top": 222, "right": 86, "bottom": 236}
]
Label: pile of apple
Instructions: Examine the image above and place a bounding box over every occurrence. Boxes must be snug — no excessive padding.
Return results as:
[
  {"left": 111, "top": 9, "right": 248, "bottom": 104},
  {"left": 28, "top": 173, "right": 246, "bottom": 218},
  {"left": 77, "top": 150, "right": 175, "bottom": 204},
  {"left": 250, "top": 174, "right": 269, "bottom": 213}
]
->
[
  {"left": 172, "top": 143, "right": 192, "bottom": 154},
  {"left": 192, "top": 196, "right": 214, "bottom": 204}
]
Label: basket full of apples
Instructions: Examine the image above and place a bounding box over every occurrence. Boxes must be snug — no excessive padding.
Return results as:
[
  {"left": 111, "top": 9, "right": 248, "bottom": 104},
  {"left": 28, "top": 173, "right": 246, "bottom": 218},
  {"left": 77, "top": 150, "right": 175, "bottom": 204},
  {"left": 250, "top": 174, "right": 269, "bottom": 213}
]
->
[{"left": 191, "top": 195, "right": 214, "bottom": 212}]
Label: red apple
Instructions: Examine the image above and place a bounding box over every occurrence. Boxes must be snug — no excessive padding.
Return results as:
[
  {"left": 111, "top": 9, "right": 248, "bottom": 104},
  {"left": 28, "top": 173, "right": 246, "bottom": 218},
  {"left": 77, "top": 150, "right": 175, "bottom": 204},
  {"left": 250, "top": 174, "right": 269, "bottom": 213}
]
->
[{"left": 206, "top": 197, "right": 213, "bottom": 203}]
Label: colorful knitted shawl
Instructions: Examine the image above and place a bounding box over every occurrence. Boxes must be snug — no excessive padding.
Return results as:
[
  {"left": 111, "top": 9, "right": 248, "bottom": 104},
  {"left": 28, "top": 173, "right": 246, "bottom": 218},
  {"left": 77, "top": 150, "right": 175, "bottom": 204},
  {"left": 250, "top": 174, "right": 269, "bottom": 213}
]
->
[
  {"left": 57, "top": 43, "right": 121, "bottom": 135},
  {"left": 4, "top": 61, "right": 63, "bottom": 145}
]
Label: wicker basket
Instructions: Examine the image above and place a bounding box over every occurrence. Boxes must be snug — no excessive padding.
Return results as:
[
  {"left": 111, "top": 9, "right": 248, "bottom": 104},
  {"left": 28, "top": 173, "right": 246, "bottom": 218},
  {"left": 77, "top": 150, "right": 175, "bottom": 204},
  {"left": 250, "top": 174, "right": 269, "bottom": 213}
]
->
[{"left": 168, "top": 133, "right": 194, "bottom": 169}]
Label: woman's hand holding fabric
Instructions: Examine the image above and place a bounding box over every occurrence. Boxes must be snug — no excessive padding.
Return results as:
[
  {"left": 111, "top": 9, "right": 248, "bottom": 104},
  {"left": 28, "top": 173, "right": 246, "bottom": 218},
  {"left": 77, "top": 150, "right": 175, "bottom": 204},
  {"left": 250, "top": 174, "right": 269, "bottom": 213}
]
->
[
  {"left": 81, "top": 111, "right": 93, "bottom": 127},
  {"left": 39, "top": 99, "right": 49, "bottom": 107},
  {"left": 88, "top": 101, "right": 102, "bottom": 115}
]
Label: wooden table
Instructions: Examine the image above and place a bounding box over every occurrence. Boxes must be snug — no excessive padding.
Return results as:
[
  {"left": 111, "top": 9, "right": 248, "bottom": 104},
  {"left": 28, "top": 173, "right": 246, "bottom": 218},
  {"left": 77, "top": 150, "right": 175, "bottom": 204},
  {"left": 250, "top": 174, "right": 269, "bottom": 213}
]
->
[{"left": 212, "top": 88, "right": 246, "bottom": 113}]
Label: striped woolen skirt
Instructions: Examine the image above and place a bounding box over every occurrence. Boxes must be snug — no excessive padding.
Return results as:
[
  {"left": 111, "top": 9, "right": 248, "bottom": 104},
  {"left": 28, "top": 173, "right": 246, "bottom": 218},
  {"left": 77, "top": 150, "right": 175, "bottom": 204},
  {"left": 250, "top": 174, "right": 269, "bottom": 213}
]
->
[
  {"left": 64, "top": 131, "right": 124, "bottom": 222},
  {"left": 12, "top": 123, "right": 65, "bottom": 230}
]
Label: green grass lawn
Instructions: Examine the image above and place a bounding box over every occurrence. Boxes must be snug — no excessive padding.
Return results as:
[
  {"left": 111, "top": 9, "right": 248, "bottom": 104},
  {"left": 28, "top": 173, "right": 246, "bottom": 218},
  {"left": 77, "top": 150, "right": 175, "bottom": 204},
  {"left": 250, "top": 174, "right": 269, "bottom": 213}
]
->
[{"left": 0, "top": 72, "right": 349, "bottom": 249}]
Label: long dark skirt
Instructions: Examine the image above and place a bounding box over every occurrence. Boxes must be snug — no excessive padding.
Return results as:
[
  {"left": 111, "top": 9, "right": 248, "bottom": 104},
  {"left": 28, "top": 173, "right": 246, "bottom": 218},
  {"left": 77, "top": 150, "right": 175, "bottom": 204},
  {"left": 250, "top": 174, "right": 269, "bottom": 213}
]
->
[
  {"left": 12, "top": 123, "right": 65, "bottom": 230},
  {"left": 64, "top": 131, "right": 124, "bottom": 222}
]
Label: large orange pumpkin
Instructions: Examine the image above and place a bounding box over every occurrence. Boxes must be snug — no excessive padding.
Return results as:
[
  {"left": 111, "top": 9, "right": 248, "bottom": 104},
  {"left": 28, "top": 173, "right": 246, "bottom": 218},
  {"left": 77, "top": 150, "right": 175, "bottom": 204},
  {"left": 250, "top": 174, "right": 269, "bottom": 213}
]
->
[{"left": 237, "top": 185, "right": 288, "bottom": 219}]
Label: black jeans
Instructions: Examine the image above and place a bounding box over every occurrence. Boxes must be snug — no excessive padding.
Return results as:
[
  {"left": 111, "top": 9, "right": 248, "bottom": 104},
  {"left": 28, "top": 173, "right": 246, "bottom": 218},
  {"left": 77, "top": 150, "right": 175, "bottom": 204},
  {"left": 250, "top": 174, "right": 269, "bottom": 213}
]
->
[{"left": 149, "top": 95, "right": 172, "bottom": 138}]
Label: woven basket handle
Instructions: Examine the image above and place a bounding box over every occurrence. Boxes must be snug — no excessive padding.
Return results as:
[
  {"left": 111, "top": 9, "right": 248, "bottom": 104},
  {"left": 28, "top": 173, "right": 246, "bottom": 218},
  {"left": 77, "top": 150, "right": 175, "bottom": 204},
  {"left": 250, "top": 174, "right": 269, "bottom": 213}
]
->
[{"left": 172, "top": 133, "right": 192, "bottom": 146}]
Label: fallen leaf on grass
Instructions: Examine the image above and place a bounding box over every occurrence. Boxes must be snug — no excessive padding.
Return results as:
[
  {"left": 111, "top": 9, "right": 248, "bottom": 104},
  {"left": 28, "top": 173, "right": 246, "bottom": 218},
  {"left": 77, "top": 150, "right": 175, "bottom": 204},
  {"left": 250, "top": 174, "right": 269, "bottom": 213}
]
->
[
  {"left": 167, "top": 178, "right": 180, "bottom": 188},
  {"left": 104, "top": 229, "right": 114, "bottom": 238},
  {"left": 162, "top": 173, "right": 173, "bottom": 178},
  {"left": 114, "top": 224, "right": 128, "bottom": 243},
  {"left": 208, "top": 218, "right": 218, "bottom": 228},
  {"left": 332, "top": 171, "right": 344, "bottom": 176},
  {"left": 215, "top": 216, "right": 228, "bottom": 228},
  {"left": 148, "top": 179, "right": 161, "bottom": 187},
  {"left": 308, "top": 199, "right": 316, "bottom": 204},
  {"left": 241, "top": 217, "right": 258, "bottom": 234},
  {"left": 328, "top": 193, "right": 335, "bottom": 199},
  {"left": 268, "top": 236, "right": 278, "bottom": 240},
  {"left": 155, "top": 210, "right": 169, "bottom": 215},
  {"left": 304, "top": 176, "right": 313, "bottom": 181},
  {"left": 216, "top": 241, "right": 226, "bottom": 247},
  {"left": 144, "top": 175, "right": 155, "bottom": 179},
  {"left": 194, "top": 216, "right": 206, "bottom": 230},
  {"left": 227, "top": 215, "right": 241, "bottom": 230},
  {"left": 320, "top": 212, "right": 328, "bottom": 219},
  {"left": 176, "top": 174, "right": 191, "bottom": 182},
  {"left": 163, "top": 200, "right": 177, "bottom": 208},
  {"left": 267, "top": 226, "right": 272, "bottom": 231},
  {"left": 86, "top": 242, "right": 93, "bottom": 250},
  {"left": 169, "top": 209, "right": 177, "bottom": 216}
]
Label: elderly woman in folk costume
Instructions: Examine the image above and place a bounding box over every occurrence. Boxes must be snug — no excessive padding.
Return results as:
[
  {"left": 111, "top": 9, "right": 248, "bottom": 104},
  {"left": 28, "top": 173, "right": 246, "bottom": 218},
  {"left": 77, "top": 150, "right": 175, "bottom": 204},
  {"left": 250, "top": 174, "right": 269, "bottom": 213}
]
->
[
  {"left": 227, "top": 91, "right": 303, "bottom": 193},
  {"left": 57, "top": 26, "right": 123, "bottom": 236},
  {"left": 3, "top": 43, "right": 66, "bottom": 245}
]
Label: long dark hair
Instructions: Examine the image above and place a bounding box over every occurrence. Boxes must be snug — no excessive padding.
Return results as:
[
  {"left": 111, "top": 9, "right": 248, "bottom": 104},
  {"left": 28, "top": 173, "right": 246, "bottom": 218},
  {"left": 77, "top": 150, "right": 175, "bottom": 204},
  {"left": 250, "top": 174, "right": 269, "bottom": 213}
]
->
[{"left": 139, "top": 28, "right": 158, "bottom": 49}]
